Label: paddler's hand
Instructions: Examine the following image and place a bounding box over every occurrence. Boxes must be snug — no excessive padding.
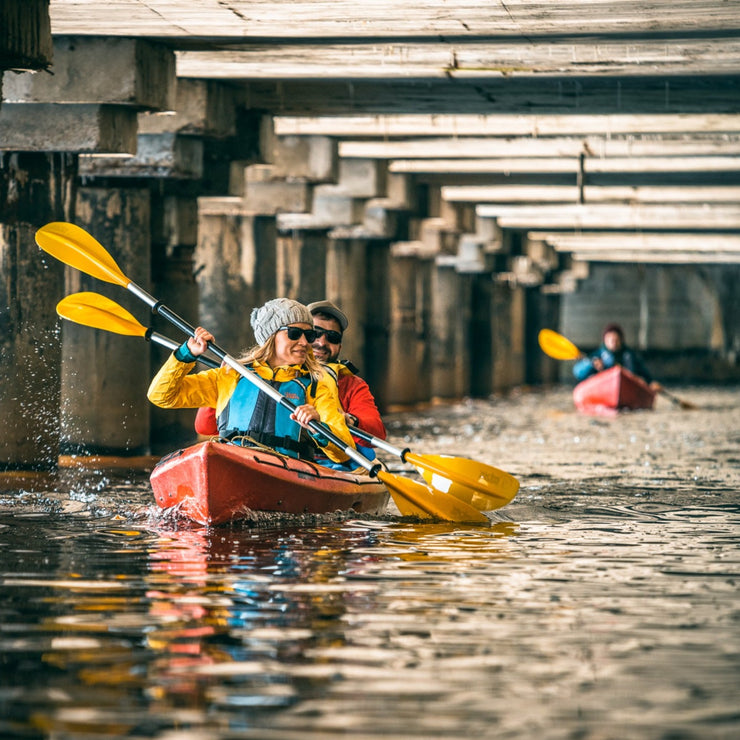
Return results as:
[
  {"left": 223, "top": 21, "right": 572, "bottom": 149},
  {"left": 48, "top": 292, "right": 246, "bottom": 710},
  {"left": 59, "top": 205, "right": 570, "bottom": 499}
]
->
[
  {"left": 291, "top": 404, "right": 319, "bottom": 428},
  {"left": 187, "top": 327, "right": 214, "bottom": 357}
]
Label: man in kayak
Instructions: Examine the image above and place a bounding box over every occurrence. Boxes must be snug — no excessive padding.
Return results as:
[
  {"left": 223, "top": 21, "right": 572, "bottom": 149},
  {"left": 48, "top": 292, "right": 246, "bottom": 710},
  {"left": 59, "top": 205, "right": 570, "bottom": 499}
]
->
[
  {"left": 307, "top": 299, "right": 386, "bottom": 441},
  {"left": 573, "top": 323, "right": 661, "bottom": 389},
  {"left": 149, "top": 297, "right": 356, "bottom": 466}
]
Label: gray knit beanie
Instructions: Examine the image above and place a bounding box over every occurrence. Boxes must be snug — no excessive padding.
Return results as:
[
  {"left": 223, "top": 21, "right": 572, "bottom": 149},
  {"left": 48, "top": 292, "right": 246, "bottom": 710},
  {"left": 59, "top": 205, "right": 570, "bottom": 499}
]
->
[{"left": 250, "top": 298, "right": 313, "bottom": 345}]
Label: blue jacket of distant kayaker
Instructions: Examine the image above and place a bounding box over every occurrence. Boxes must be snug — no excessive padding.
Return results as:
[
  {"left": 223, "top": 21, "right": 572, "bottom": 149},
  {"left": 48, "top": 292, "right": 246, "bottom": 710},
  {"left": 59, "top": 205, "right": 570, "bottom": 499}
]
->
[
  {"left": 573, "top": 344, "right": 652, "bottom": 384},
  {"left": 219, "top": 374, "right": 319, "bottom": 459}
]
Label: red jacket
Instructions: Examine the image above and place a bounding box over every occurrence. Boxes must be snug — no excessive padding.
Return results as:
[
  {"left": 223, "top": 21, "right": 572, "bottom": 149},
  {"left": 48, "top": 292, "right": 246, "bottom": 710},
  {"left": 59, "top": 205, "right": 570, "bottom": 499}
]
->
[
  {"left": 337, "top": 370, "right": 386, "bottom": 440},
  {"left": 194, "top": 365, "right": 386, "bottom": 440}
]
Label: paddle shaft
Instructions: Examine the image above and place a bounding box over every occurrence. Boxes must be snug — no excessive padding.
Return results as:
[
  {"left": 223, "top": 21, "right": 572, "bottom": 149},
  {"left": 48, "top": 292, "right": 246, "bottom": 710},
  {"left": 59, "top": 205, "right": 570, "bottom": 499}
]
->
[
  {"left": 126, "top": 283, "right": 381, "bottom": 475},
  {"left": 146, "top": 330, "right": 220, "bottom": 370}
]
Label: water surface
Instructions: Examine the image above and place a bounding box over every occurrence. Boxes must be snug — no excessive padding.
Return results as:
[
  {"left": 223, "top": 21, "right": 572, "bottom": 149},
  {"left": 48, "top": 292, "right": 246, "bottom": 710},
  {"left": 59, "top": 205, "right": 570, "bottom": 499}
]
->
[{"left": 1, "top": 386, "right": 738, "bottom": 739}]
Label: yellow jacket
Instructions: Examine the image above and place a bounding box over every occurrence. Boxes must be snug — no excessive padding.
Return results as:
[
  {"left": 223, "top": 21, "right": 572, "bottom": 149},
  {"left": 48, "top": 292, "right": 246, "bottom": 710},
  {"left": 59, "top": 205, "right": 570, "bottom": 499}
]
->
[{"left": 147, "top": 354, "right": 355, "bottom": 463}]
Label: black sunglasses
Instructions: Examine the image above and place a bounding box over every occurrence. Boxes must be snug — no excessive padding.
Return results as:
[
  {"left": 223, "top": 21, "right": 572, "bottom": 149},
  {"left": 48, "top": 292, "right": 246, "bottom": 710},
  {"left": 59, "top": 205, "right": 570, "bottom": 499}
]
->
[
  {"left": 312, "top": 327, "right": 343, "bottom": 344},
  {"left": 279, "top": 326, "right": 318, "bottom": 342}
]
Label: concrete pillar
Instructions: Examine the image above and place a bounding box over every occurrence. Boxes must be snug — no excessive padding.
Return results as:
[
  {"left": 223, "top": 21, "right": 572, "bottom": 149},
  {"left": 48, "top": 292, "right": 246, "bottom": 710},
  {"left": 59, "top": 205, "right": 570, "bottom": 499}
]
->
[
  {"left": 527, "top": 288, "right": 561, "bottom": 385},
  {"left": 430, "top": 258, "right": 472, "bottom": 400},
  {"left": 60, "top": 187, "right": 152, "bottom": 455},
  {"left": 705, "top": 264, "right": 740, "bottom": 369},
  {"left": 148, "top": 195, "right": 200, "bottom": 449},
  {"left": 491, "top": 280, "right": 526, "bottom": 393},
  {"left": 275, "top": 228, "right": 328, "bottom": 305},
  {"left": 150, "top": 241, "right": 199, "bottom": 449},
  {"left": 387, "top": 245, "right": 419, "bottom": 408},
  {"left": 363, "top": 242, "right": 392, "bottom": 413},
  {"left": 469, "top": 275, "right": 494, "bottom": 397},
  {"left": 0, "top": 152, "right": 75, "bottom": 470},
  {"left": 386, "top": 242, "right": 436, "bottom": 408},
  {"left": 196, "top": 199, "right": 277, "bottom": 352},
  {"left": 324, "top": 237, "right": 370, "bottom": 367},
  {"left": 416, "top": 252, "right": 434, "bottom": 404}
]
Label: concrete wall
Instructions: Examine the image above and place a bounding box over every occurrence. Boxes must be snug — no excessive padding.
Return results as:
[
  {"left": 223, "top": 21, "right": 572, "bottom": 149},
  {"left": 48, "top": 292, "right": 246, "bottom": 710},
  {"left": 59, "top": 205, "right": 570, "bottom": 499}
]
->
[{"left": 561, "top": 262, "right": 740, "bottom": 382}]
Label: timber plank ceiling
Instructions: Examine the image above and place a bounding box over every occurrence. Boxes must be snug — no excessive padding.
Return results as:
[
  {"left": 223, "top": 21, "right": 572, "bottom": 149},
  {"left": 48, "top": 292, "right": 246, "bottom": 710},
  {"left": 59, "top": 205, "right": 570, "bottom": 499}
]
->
[{"left": 44, "top": 1, "right": 740, "bottom": 261}]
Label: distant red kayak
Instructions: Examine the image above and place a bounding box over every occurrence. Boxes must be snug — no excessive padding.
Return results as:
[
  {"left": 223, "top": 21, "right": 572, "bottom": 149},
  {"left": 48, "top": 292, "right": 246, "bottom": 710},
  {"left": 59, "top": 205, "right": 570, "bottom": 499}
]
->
[
  {"left": 151, "top": 441, "right": 389, "bottom": 525},
  {"left": 573, "top": 365, "right": 656, "bottom": 417}
]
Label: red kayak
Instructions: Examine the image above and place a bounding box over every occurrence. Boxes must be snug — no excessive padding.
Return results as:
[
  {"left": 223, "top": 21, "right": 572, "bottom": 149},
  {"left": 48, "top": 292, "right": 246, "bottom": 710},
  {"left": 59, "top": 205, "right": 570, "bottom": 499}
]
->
[
  {"left": 150, "top": 441, "right": 390, "bottom": 525},
  {"left": 573, "top": 365, "right": 656, "bottom": 417}
]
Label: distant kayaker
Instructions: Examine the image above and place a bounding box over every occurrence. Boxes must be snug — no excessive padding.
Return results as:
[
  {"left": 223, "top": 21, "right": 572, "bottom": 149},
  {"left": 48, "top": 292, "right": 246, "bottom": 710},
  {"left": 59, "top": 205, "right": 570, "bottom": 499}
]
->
[
  {"left": 572, "top": 323, "right": 661, "bottom": 390},
  {"left": 307, "top": 299, "right": 387, "bottom": 441},
  {"left": 148, "top": 298, "right": 356, "bottom": 466}
]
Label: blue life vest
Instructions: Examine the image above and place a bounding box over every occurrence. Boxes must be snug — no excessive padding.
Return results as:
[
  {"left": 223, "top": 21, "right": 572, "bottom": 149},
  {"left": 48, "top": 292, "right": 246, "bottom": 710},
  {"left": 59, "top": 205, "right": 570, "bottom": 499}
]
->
[{"left": 218, "top": 372, "right": 317, "bottom": 459}]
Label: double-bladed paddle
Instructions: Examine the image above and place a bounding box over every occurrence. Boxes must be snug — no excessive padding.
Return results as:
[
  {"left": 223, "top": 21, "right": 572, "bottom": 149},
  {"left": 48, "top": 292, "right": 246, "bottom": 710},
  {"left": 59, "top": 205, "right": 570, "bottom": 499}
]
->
[
  {"left": 39, "top": 222, "right": 490, "bottom": 523},
  {"left": 538, "top": 328, "right": 697, "bottom": 410},
  {"left": 57, "top": 292, "right": 520, "bottom": 513}
]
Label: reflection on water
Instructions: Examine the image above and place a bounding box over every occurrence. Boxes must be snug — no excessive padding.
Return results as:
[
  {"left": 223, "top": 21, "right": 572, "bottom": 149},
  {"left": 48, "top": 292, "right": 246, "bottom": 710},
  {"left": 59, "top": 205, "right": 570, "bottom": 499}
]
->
[{"left": 0, "top": 386, "right": 738, "bottom": 739}]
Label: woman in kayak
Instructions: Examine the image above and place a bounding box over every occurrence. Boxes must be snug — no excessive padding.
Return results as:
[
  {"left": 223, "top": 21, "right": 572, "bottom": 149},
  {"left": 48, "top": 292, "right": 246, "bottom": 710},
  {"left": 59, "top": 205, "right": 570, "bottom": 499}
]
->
[
  {"left": 147, "top": 297, "right": 356, "bottom": 466},
  {"left": 573, "top": 323, "right": 660, "bottom": 389}
]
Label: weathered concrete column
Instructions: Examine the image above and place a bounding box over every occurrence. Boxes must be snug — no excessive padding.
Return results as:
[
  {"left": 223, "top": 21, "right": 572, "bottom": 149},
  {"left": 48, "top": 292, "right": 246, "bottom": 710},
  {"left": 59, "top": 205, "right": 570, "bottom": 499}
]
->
[
  {"left": 324, "top": 236, "right": 371, "bottom": 367},
  {"left": 362, "top": 241, "right": 392, "bottom": 413},
  {"left": 60, "top": 187, "right": 152, "bottom": 455},
  {"left": 528, "top": 287, "right": 562, "bottom": 385},
  {"left": 469, "top": 275, "right": 495, "bottom": 397},
  {"left": 430, "top": 257, "right": 472, "bottom": 401},
  {"left": 275, "top": 227, "right": 329, "bottom": 305},
  {"left": 196, "top": 198, "right": 277, "bottom": 352},
  {"left": 387, "top": 242, "right": 436, "bottom": 409},
  {"left": 147, "top": 195, "right": 201, "bottom": 449},
  {"left": 0, "top": 152, "right": 76, "bottom": 470},
  {"left": 491, "top": 279, "right": 526, "bottom": 393}
]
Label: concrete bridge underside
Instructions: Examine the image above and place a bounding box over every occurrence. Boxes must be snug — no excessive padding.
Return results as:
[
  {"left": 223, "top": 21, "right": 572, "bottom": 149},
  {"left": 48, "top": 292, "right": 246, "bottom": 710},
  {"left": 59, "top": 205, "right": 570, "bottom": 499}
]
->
[{"left": 1, "top": 0, "right": 739, "bottom": 468}]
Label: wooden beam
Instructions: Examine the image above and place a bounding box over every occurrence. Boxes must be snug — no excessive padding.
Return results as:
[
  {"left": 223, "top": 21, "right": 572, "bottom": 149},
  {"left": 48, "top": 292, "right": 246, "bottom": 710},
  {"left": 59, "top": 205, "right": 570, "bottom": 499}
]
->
[
  {"left": 276, "top": 114, "right": 740, "bottom": 137},
  {"left": 342, "top": 137, "right": 740, "bottom": 159},
  {"left": 49, "top": 1, "right": 740, "bottom": 39},
  {"left": 570, "top": 251, "right": 740, "bottom": 264},
  {"left": 477, "top": 203, "right": 740, "bottom": 229},
  {"left": 389, "top": 156, "right": 740, "bottom": 174},
  {"left": 444, "top": 185, "right": 740, "bottom": 204},
  {"left": 529, "top": 232, "right": 740, "bottom": 253},
  {"left": 176, "top": 37, "right": 740, "bottom": 79}
]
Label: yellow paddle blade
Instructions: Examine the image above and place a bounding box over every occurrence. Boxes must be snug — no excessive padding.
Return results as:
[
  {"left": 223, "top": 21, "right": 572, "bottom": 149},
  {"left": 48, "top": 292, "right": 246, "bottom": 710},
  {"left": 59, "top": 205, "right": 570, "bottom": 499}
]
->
[
  {"left": 36, "top": 222, "right": 129, "bottom": 287},
  {"left": 57, "top": 292, "right": 147, "bottom": 338},
  {"left": 538, "top": 328, "right": 582, "bottom": 361},
  {"left": 411, "top": 454, "right": 519, "bottom": 511},
  {"left": 378, "top": 470, "right": 490, "bottom": 524}
]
